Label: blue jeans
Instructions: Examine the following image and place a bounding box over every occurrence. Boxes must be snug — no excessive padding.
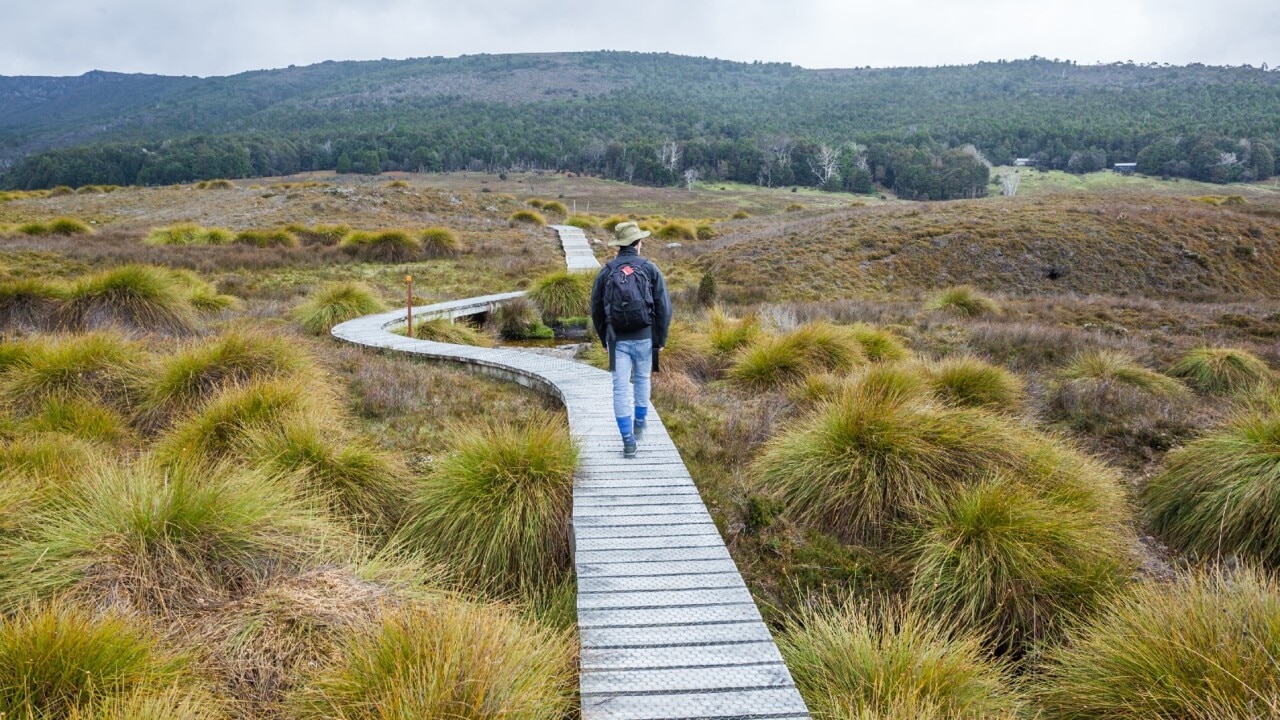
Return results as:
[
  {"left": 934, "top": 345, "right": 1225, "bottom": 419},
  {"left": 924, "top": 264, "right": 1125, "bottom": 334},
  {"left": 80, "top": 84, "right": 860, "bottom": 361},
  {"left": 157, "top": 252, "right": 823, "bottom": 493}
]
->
[{"left": 612, "top": 338, "right": 652, "bottom": 420}]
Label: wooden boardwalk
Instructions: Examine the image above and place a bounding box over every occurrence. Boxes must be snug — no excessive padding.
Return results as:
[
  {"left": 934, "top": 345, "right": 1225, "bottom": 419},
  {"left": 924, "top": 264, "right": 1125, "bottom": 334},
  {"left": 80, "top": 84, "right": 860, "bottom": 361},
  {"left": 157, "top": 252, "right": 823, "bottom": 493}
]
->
[{"left": 331, "top": 228, "right": 810, "bottom": 720}]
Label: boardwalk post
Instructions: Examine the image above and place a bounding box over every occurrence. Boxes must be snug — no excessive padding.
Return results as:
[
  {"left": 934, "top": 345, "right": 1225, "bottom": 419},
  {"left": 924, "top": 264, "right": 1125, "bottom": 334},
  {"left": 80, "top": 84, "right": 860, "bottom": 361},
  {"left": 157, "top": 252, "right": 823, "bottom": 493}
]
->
[{"left": 405, "top": 274, "right": 413, "bottom": 338}]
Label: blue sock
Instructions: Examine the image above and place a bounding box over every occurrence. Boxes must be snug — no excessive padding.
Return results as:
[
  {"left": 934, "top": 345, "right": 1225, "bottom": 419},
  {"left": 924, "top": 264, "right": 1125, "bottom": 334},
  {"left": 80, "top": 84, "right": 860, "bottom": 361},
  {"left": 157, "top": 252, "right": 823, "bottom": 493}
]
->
[
  {"left": 634, "top": 405, "right": 648, "bottom": 426},
  {"left": 616, "top": 416, "right": 634, "bottom": 440}
]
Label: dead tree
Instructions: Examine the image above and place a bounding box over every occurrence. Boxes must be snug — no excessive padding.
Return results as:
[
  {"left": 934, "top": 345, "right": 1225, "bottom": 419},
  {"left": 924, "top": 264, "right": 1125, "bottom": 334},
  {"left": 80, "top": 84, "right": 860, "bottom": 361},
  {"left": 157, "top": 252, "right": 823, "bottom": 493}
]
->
[
  {"left": 682, "top": 167, "right": 701, "bottom": 190},
  {"left": 808, "top": 144, "right": 841, "bottom": 187},
  {"left": 658, "top": 141, "right": 681, "bottom": 175},
  {"left": 999, "top": 172, "right": 1021, "bottom": 197}
]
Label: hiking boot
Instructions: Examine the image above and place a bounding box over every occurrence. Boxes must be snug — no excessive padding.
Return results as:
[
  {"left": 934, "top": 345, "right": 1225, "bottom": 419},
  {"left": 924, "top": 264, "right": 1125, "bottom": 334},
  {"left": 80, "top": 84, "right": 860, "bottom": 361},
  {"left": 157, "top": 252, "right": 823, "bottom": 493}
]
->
[
  {"left": 623, "top": 436, "right": 638, "bottom": 458},
  {"left": 633, "top": 418, "right": 646, "bottom": 440}
]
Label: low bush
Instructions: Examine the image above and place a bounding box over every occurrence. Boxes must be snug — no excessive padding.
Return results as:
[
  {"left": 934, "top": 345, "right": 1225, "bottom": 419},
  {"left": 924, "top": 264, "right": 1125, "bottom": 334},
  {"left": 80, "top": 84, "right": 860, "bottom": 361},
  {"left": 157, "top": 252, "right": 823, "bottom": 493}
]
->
[
  {"left": 60, "top": 265, "right": 198, "bottom": 333},
  {"left": 509, "top": 209, "right": 547, "bottom": 226},
  {"left": 527, "top": 270, "right": 591, "bottom": 322},
  {"left": 289, "top": 598, "right": 574, "bottom": 719},
  {"left": 144, "top": 223, "right": 233, "bottom": 246},
  {"left": 1168, "top": 346, "right": 1273, "bottom": 394},
  {"left": 338, "top": 230, "right": 422, "bottom": 263},
  {"left": 778, "top": 599, "right": 1024, "bottom": 719},
  {"left": 419, "top": 227, "right": 462, "bottom": 257},
  {"left": 1036, "top": 569, "right": 1280, "bottom": 719},
  {"left": 234, "top": 228, "right": 299, "bottom": 248},
  {"left": 925, "top": 356, "right": 1025, "bottom": 412},
  {"left": 293, "top": 282, "right": 387, "bottom": 335},
  {"left": 408, "top": 318, "right": 494, "bottom": 346},
  {"left": 926, "top": 285, "right": 1001, "bottom": 317},
  {"left": 1143, "top": 393, "right": 1280, "bottom": 565},
  {"left": 397, "top": 412, "right": 577, "bottom": 594},
  {"left": 729, "top": 322, "right": 864, "bottom": 388},
  {"left": 0, "top": 602, "right": 188, "bottom": 719}
]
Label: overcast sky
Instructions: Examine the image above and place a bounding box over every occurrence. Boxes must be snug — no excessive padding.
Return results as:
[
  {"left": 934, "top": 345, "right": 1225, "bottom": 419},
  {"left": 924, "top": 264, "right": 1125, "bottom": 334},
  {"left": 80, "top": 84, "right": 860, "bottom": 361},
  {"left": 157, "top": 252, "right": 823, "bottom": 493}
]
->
[{"left": 3, "top": 0, "right": 1277, "bottom": 77}]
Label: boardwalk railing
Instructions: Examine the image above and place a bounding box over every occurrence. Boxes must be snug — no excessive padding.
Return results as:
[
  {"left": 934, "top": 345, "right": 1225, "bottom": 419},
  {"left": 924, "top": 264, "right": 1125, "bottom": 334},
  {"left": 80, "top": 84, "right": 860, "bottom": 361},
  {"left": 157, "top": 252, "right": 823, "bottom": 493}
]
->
[{"left": 330, "top": 226, "right": 810, "bottom": 720}]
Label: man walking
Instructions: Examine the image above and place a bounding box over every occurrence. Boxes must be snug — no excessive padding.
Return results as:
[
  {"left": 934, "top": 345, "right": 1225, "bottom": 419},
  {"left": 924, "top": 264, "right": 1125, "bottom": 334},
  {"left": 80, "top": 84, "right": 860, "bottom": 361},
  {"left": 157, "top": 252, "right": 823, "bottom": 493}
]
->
[{"left": 591, "top": 221, "right": 672, "bottom": 458}]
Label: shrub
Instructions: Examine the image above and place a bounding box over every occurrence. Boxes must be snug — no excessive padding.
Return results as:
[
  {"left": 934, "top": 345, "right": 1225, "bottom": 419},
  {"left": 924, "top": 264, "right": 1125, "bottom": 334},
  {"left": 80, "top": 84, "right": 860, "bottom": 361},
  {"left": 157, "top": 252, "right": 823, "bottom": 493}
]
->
[
  {"left": 338, "top": 230, "right": 422, "bottom": 262},
  {"left": 144, "top": 223, "right": 233, "bottom": 246},
  {"left": 911, "top": 477, "right": 1128, "bottom": 652},
  {"left": 47, "top": 217, "right": 94, "bottom": 235},
  {"left": 564, "top": 214, "right": 597, "bottom": 230},
  {"left": 696, "top": 271, "right": 717, "bottom": 306},
  {"left": 1168, "top": 346, "right": 1273, "bottom": 394},
  {"left": 0, "top": 458, "right": 334, "bottom": 612},
  {"left": 145, "top": 328, "right": 308, "bottom": 415},
  {"left": 293, "top": 282, "right": 387, "bottom": 335},
  {"left": 0, "top": 603, "right": 188, "bottom": 719},
  {"left": 408, "top": 318, "right": 494, "bottom": 346},
  {"left": 539, "top": 200, "right": 568, "bottom": 215},
  {"left": 847, "top": 323, "right": 910, "bottom": 362},
  {"left": 1061, "top": 350, "right": 1189, "bottom": 397},
  {"left": 925, "top": 356, "right": 1025, "bottom": 412},
  {"left": 419, "top": 226, "right": 462, "bottom": 257},
  {"left": 1036, "top": 569, "right": 1280, "bottom": 719},
  {"left": 729, "top": 322, "right": 864, "bottom": 388},
  {"left": 655, "top": 221, "right": 696, "bottom": 241},
  {"left": 234, "top": 228, "right": 299, "bottom": 248},
  {"left": 778, "top": 599, "right": 1024, "bottom": 720},
  {"left": 397, "top": 412, "right": 577, "bottom": 594},
  {"left": 509, "top": 209, "right": 547, "bottom": 226},
  {"left": 601, "top": 215, "right": 629, "bottom": 231},
  {"left": 1, "top": 332, "right": 148, "bottom": 412},
  {"left": 527, "top": 270, "right": 591, "bottom": 322},
  {"left": 285, "top": 224, "right": 350, "bottom": 246},
  {"left": 289, "top": 598, "right": 574, "bottom": 719},
  {"left": 1143, "top": 393, "right": 1280, "bottom": 565},
  {"left": 60, "top": 265, "right": 197, "bottom": 333},
  {"left": 0, "top": 277, "right": 66, "bottom": 332},
  {"left": 926, "top": 285, "right": 1001, "bottom": 317}
]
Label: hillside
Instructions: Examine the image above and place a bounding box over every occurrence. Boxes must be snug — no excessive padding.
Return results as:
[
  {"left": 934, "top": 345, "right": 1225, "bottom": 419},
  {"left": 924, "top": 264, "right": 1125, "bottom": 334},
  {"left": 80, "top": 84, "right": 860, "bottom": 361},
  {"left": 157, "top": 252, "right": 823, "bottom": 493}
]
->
[{"left": 3, "top": 53, "right": 1279, "bottom": 192}]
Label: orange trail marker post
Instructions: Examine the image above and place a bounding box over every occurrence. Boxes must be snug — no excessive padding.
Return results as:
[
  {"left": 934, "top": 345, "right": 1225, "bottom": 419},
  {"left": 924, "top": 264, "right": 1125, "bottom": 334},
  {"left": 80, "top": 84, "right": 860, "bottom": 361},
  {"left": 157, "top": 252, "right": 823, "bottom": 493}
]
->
[{"left": 405, "top": 275, "right": 414, "bottom": 338}]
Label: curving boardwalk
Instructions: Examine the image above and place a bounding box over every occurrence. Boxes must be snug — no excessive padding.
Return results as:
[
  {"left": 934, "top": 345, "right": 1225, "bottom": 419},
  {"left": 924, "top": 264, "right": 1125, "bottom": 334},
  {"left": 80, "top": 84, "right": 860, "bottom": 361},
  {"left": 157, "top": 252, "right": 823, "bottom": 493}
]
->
[{"left": 331, "top": 227, "right": 809, "bottom": 720}]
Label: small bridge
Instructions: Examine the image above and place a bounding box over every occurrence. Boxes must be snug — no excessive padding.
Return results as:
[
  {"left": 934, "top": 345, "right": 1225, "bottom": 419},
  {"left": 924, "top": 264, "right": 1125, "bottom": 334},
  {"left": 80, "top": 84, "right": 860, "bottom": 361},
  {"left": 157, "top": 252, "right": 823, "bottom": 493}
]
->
[{"left": 331, "top": 225, "right": 810, "bottom": 719}]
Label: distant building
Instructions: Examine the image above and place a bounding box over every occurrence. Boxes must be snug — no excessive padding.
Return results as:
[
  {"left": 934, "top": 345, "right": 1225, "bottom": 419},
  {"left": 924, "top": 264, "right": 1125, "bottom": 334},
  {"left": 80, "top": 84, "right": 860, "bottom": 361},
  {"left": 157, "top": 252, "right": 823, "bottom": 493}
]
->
[
  {"left": 1114, "top": 163, "right": 1137, "bottom": 174},
  {"left": 1013, "top": 158, "right": 1034, "bottom": 167}
]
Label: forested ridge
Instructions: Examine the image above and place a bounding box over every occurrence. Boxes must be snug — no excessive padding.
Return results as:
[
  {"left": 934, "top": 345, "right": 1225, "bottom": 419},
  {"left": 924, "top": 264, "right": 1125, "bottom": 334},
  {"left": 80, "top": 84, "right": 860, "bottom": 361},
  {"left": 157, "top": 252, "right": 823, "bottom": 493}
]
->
[{"left": 3, "top": 52, "right": 1278, "bottom": 198}]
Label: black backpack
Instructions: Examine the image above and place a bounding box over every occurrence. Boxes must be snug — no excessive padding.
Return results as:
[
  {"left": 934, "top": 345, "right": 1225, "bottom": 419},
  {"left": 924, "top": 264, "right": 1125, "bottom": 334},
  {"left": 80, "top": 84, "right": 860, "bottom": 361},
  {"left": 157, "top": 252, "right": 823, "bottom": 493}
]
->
[{"left": 603, "top": 258, "right": 655, "bottom": 332}]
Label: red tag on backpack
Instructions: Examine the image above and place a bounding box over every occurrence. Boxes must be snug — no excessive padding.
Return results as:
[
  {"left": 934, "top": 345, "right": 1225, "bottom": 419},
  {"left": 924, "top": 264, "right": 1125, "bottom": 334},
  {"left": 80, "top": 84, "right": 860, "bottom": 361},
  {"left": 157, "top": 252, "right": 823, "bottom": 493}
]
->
[{"left": 622, "top": 265, "right": 634, "bottom": 276}]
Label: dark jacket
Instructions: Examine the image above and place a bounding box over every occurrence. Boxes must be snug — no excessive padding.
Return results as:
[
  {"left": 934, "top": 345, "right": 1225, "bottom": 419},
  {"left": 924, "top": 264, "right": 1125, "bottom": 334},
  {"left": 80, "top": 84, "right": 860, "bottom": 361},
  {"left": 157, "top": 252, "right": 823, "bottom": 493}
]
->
[{"left": 590, "top": 245, "right": 672, "bottom": 351}]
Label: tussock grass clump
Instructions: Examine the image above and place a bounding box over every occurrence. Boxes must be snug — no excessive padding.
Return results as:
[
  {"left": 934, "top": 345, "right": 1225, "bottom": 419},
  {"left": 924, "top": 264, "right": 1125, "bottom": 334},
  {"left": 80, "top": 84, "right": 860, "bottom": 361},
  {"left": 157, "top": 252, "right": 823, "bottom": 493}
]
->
[
  {"left": 527, "top": 270, "right": 591, "bottom": 322},
  {"left": 0, "top": 277, "right": 66, "bottom": 331},
  {"left": 419, "top": 226, "right": 461, "bottom": 257},
  {"left": 926, "top": 285, "right": 1002, "bottom": 317},
  {"left": 847, "top": 323, "right": 910, "bottom": 362},
  {"left": 493, "top": 296, "right": 550, "bottom": 340},
  {"left": 1, "top": 332, "right": 148, "bottom": 412},
  {"left": 731, "top": 209, "right": 750, "bottom": 219},
  {"left": 408, "top": 318, "right": 494, "bottom": 346},
  {"left": 338, "top": 230, "right": 422, "bottom": 263},
  {"left": 165, "top": 268, "right": 240, "bottom": 314},
  {"left": 1049, "top": 351, "right": 1195, "bottom": 447},
  {"left": 601, "top": 215, "right": 629, "bottom": 231},
  {"left": 1168, "top": 346, "right": 1273, "bottom": 394},
  {"left": 146, "top": 328, "right": 308, "bottom": 416},
  {"left": 509, "top": 209, "right": 546, "bottom": 226},
  {"left": 195, "top": 179, "right": 235, "bottom": 189},
  {"left": 0, "top": 459, "right": 335, "bottom": 612},
  {"left": 293, "top": 282, "right": 387, "bottom": 335},
  {"left": 539, "top": 200, "right": 568, "bottom": 216},
  {"left": 144, "top": 223, "right": 233, "bottom": 246},
  {"left": 0, "top": 432, "right": 97, "bottom": 485},
  {"left": 911, "top": 477, "right": 1128, "bottom": 651},
  {"left": 284, "top": 224, "right": 350, "bottom": 246},
  {"left": 525, "top": 198, "right": 546, "bottom": 209},
  {"left": 65, "top": 687, "right": 225, "bottom": 720},
  {"left": 707, "top": 307, "right": 763, "bottom": 355},
  {"left": 779, "top": 600, "right": 1024, "bottom": 720},
  {"left": 729, "top": 322, "right": 864, "bottom": 388},
  {"left": 383, "top": 179, "right": 410, "bottom": 188},
  {"left": 398, "top": 412, "right": 577, "bottom": 594},
  {"left": 47, "top": 217, "right": 95, "bottom": 235},
  {"left": 564, "top": 214, "right": 597, "bottom": 230},
  {"left": 655, "top": 221, "right": 696, "bottom": 241},
  {"left": 0, "top": 602, "right": 189, "bottom": 719},
  {"left": 1036, "top": 569, "right": 1280, "bottom": 719},
  {"left": 60, "top": 265, "right": 198, "bottom": 333},
  {"left": 16, "top": 221, "right": 52, "bottom": 236},
  {"left": 234, "top": 228, "right": 299, "bottom": 248},
  {"left": 1062, "top": 350, "right": 1189, "bottom": 397},
  {"left": 49, "top": 186, "right": 75, "bottom": 196},
  {"left": 290, "top": 598, "right": 574, "bottom": 719},
  {"left": 925, "top": 356, "right": 1025, "bottom": 412},
  {"left": 1143, "top": 393, "right": 1280, "bottom": 565},
  {"left": 695, "top": 222, "right": 716, "bottom": 240},
  {"left": 25, "top": 397, "right": 130, "bottom": 444}
]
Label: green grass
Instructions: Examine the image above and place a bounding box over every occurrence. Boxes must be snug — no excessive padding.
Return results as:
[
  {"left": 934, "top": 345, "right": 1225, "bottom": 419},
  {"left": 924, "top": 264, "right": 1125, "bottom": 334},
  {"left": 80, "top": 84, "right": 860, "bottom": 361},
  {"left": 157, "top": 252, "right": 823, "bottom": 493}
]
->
[
  {"left": 145, "top": 328, "right": 308, "bottom": 416},
  {"left": 293, "top": 282, "right": 388, "bottom": 335},
  {"left": 539, "top": 200, "right": 568, "bottom": 215},
  {"left": 509, "top": 209, "right": 547, "bottom": 226},
  {"left": 284, "top": 224, "right": 350, "bottom": 246},
  {"left": 289, "top": 598, "right": 574, "bottom": 719},
  {"left": 0, "top": 458, "right": 336, "bottom": 612},
  {"left": 1061, "top": 350, "right": 1189, "bottom": 397},
  {"left": 234, "top": 228, "right": 300, "bottom": 248},
  {"left": 1168, "top": 346, "right": 1274, "bottom": 394},
  {"left": 729, "top": 322, "right": 864, "bottom": 388},
  {"left": 47, "top": 217, "right": 95, "bottom": 236},
  {"left": 925, "top": 286, "right": 1002, "bottom": 317},
  {"left": 0, "top": 432, "right": 97, "bottom": 485},
  {"left": 64, "top": 687, "right": 225, "bottom": 720},
  {"left": 846, "top": 323, "right": 910, "bottom": 362},
  {"left": 778, "top": 599, "right": 1025, "bottom": 720},
  {"left": 338, "top": 230, "right": 422, "bottom": 262},
  {"left": 706, "top": 307, "right": 762, "bottom": 355},
  {"left": 0, "top": 277, "right": 67, "bottom": 331},
  {"left": 527, "top": 270, "right": 591, "bottom": 322},
  {"left": 1143, "top": 392, "right": 1280, "bottom": 566},
  {"left": 1036, "top": 568, "right": 1280, "bottom": 719},
  {"left": 0, "top": 602, "right": 189, "bottom": 719},
  {"left": 144, "top": 223, "right": 233, "bottom": 246},
  {"left": 60, "top": 265, "right": 198, "bottom": 333},
  {"left": 24, "top": 397, "right": 130, "bottom": 444},
  {"left": 407, "top": 318, "right": 494, "bottom": 346},
  {"left": 925, "top": 356, "right": 1025, "bottom": 412},
  {"left": 911, "top": 477, "right": 1128, "bottom": 652},
  {"left": 396, "top": 412, "right": 577, "bottom": 594},
  {"left": 601, "top": 215, "right": 628, "bottom": 231},
  {"left": 564, "top": 214, "right": 597, "bottom": 230},
  {"left": 419, "top": 227, "right": 462, "bottom": 257},
  {"left": 655, "top": 221, "right": 696, "bottom": 241},
  {"left": 1, "top": 332, "right": 149, "bottom": 412}
]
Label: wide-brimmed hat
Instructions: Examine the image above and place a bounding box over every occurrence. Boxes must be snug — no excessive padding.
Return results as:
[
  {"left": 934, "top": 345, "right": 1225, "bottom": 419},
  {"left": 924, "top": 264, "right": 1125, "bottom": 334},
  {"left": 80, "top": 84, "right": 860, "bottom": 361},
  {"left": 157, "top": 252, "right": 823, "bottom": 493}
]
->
[{"left": 609, "top": 221, "right": 650, "bottom": 247}]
